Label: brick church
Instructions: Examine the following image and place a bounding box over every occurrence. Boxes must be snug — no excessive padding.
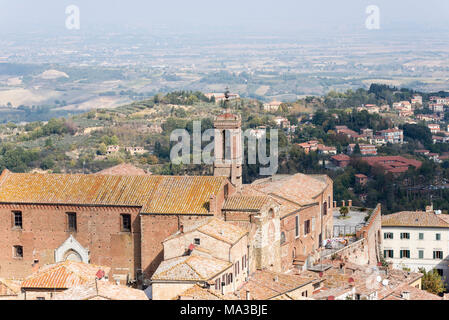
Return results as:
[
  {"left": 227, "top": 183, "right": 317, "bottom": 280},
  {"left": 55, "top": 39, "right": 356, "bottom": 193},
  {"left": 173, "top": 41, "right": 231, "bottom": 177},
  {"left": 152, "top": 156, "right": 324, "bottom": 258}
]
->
[{"left": 0, "top": 109, "right": 333, "bottom": 287}]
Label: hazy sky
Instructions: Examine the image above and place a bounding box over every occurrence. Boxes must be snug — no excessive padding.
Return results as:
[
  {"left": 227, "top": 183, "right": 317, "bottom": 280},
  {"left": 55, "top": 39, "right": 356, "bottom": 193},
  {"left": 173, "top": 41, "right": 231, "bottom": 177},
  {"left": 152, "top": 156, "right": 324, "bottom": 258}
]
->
[{"left": 1, "top": 0, "right": 449, "bottom": 36}]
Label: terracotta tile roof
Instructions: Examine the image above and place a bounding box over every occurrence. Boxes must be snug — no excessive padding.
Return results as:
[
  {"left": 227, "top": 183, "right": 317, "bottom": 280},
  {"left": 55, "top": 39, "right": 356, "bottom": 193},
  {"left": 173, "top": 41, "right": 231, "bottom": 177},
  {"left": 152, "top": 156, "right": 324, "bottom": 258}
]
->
[
  {"left": 0, "top": 170, "right": 226, "bottom": 215},
  {"left": 174, "top": 284, "right": 232, "bottom": 300},
  {"left": 94, "top": 163, "right": 151, "bottom": 176},
  {"left": 361, "top": 156, "right": 422, "bottom": 170},
  {"left": 382, "top": 284, "right": 442, "bottom": 300},
  {"left": 21, "top": 261, "right": 111, "bottom": 290},
  {"left": 223, "top": 195, "right": 270, "bottom": 211},
  {"left": 250, "top": 173, "right": 329, "bottom": 206},
  {"left": 151, "top": 254, "right": 232, "bottom": 282},
  {"left": 235, "top": 270, "right": 316, "bottom": 300},
  {"left": 53, "top": 280, "right": 148, "bottom": 300},
  {"left": 382, "top": 211, "right": 449, "bottom": 228},
  {"left": 332, "top": 154, "right": 351, "bottom": 161},
  {"left": 0, "top": 279, "right": 21, "bottom": 296},
  {"left": 164, "top": 217, "right": 248, "bottom": 245}
]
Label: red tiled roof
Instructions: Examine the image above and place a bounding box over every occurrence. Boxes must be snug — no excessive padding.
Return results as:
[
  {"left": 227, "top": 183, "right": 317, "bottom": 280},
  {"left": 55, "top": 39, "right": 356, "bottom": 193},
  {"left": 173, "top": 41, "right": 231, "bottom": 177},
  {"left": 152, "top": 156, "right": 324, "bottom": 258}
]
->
[
  {"left": 0, "top": 170, "right": 226, "bottom": 215},
  {"left": 332, "top": 154, "right": 351, "bottom": 161},
  {"left": 361, "top": 156, "right": 422, "bottom": 171},
  {"left": 21, "top": 261, "right": 111, "bottom": 289},
  {"left": 382, "top": 211, "right": 449, "bottom": 228}
]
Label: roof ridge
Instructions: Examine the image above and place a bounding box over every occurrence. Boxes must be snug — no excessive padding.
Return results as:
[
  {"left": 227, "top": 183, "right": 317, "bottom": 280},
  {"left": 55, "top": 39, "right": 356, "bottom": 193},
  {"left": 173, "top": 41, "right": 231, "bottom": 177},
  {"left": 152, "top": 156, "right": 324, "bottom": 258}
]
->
[{"left": 184, "top": 256, "right": 204, "bottom": 279}]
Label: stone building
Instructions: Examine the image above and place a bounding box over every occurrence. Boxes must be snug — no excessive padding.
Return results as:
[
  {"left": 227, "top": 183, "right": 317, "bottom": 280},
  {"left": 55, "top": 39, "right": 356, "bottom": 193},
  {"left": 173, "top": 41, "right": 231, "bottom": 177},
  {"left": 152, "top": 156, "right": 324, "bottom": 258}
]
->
[
  {"left": 151, "top": 217, "right": 249, "bottom": 300},
  {"left": 0, "top": 107, "right": 334, "bottom": 292},
  {"left": 0, "top": 170, "right": 232, "bottom": 283}
]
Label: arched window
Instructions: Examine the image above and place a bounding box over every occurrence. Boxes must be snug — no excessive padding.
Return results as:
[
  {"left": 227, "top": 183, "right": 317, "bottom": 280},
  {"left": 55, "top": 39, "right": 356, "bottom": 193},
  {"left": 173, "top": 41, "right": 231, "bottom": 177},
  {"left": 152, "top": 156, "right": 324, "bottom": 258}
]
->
[
  {"left": 268, "top": 208, "right": 275, "bottom": 218},
  {"left": 280, "top": 232, "right": 286, "bottom": 245}
]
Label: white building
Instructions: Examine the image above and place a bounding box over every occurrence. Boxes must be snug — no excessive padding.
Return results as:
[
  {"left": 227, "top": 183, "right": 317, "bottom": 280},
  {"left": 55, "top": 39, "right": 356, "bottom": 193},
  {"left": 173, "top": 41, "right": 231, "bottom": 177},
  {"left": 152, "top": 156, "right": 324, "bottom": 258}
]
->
[{"left": 381, "top": 208, "right": 449, "bottom": 287}]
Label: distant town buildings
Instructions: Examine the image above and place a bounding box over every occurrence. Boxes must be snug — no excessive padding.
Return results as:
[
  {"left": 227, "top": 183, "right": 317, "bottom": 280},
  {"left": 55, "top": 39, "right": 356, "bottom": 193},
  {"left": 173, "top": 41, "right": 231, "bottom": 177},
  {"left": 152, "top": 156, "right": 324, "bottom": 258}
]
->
[
  {"left": 377, "top": 128, "right": 404, "bottom": 144},
  {"left": 347, "top": 144, "right": 377, "bottom": 156},
  {"left": 361, "top": 156, "right": 422, "bottom": 174},
  {"left": 125, "top": 146, "right": 147, "bottom": 155},
  {"left": 263, "top": 100, "right": 283, "bottom": 112},
  {"left": 331, "top": 154, "right": 351, "bottom": 168},
  {"left": 428, "top": 124, "right": 441, "bottom": 134},
  {"left": 106, "top": 145, "right": 120, "bottom": 154},
  {"left": 411, "top": 95, "right": 423, "bottom": 105},
  {"left": 205, "top": 92, "right": 240, "bottom": 103},
  {"left": 297, "top": 140, "right": 336, "bottom": 155}
]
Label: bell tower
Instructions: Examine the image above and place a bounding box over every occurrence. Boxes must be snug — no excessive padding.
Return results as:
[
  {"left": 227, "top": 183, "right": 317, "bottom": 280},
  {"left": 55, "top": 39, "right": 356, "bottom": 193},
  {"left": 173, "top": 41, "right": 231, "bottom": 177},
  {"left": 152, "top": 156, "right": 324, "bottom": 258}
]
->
[{"left": 213, "top": 88, "right": 242, "bottom": 189}]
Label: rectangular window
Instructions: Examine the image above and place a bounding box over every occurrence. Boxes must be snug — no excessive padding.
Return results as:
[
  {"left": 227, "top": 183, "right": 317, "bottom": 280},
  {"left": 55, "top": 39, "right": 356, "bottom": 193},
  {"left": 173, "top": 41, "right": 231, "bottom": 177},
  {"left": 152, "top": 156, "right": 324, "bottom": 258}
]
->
[
  {"left": 436, "top": 269, "right": 444, "bottom": 277},
  {"left": 312, "top": 218, "right": 316, "bottom": 232},
  {"left": 400, "top": 250, "right": 410, "bottom": 258},
  {"left": 215, "top": 279, "right": 220, "bottom": 290},
  {"left": 224, "top": 184, "right": 229, "bottom": 199},
  {"left": 436, "top": 233, "right": 441, "bottom": 241},
  {"left": 384, "top": 250, "right": 394, "bottom": 258},
  {"left": 194, "top": 238, "right": 200, "bottom": 245},
  {"left": 433, "top": 251, "right": 443, "bottom": 260},
  {"left": 121, "top": 214, "right": 131, "bottom": 232},
  {"left": 304, "top": 220, "right": 311, "bottom": 235},
  {"left": 400, "top": 233, "right": 410, "bottom": 240},
  {"left": 13, "top": 211, "right": 22, "bottom": 229},
  {"left": 418, "top": 250, "right": 424, "bottom": 259},
  {"left": 13, "top": 245, "right": 23, "bottom": 258},
  {"left": 67, "top": 212, "right": 77, "bottom": 232},
  {"left": 384, "top": 232, "right": 393, "bottom": 239},
  {"left": 419, "top": 233, "right": 424, "bottom": 240},
  {"left": 295, "top": 216, "right": 299, "bottom": 238},
  {"left": 328, "top": 196, "right": 331, "bottom": 209}
]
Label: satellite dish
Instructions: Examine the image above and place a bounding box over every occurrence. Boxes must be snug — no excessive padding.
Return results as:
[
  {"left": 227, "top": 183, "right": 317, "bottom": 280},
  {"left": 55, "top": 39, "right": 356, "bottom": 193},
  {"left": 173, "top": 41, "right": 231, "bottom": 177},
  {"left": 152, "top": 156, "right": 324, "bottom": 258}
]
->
[
  {"left": 376, "top": 276, "right": 382, "bottom": 282},
  {"left": 382, "top": 279, "right": 389, "bottom": 286}
]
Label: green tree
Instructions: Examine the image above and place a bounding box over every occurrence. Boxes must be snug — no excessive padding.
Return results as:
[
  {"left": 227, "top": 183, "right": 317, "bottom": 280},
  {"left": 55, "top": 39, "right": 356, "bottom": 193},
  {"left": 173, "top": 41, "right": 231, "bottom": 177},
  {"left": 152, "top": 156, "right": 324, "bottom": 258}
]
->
[
  {"left": 339, "top": 206, "right": 349, "bottom": 217},
  {"left": 419, "top": 268, "right": 445, "bottom": 295}
]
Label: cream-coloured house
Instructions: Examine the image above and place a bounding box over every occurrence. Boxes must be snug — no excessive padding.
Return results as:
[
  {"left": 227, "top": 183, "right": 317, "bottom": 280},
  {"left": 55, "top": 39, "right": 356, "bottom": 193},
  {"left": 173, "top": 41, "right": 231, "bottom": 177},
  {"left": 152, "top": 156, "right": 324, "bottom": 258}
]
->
[
  {"left": 150, "top": 217, "right": 249, "bottom": 300},
  {"left": 381, "top": 208, "right": 449, "bottom": 287}
]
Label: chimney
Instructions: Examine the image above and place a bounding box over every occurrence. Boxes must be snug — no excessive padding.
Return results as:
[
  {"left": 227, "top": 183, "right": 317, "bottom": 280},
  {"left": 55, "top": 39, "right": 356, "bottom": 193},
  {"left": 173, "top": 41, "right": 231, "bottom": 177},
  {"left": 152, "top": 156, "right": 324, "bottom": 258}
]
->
[
  {"left": 333, "top": 201, "right": 337, "bottom": 208},
  {"left": 342, "top": 200, "right": 346, "bottom": 207},
  {"left": 246, "top": 290, "right": 251, "bottom": 300},
  {"left": 209, "top": 195, "right": 217, "bottom": 214},
  {"left": 401, "top": 291, "right": 410, "bottom": 300},
  {"left": 425, "top": 204, "right": 434, "bottom": 213},
  {"left": 348, "top": 200, "right": 352, "bottom": 207}
]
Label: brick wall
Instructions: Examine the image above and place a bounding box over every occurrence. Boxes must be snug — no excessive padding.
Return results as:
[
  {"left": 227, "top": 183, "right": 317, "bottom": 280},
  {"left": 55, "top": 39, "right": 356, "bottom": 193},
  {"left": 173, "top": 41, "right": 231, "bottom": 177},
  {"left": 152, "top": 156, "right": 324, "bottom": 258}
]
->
[
  {"left": 356, "top": 204, "right": 382, "bottom": 265},
  {"left": 0, "top": 204, "right": 141, "bottom": 280},
  {"left": 139, "top": 214, "right": 211, "bottom": 281}
]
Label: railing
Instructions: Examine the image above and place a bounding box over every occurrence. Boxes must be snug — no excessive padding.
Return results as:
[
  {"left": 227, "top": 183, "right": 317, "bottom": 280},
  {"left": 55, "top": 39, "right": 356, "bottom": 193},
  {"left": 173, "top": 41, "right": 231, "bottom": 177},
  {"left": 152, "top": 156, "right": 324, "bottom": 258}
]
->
[{"left": 321, "top": 238, "right": 366, "bottom": 260}]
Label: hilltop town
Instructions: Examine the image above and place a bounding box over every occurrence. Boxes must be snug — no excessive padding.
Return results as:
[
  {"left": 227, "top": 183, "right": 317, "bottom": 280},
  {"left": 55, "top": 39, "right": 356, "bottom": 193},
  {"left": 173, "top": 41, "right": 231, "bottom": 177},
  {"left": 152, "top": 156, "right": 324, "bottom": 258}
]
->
[{"left": 1, "top": 88, "right": 449, "bottom": 300}]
